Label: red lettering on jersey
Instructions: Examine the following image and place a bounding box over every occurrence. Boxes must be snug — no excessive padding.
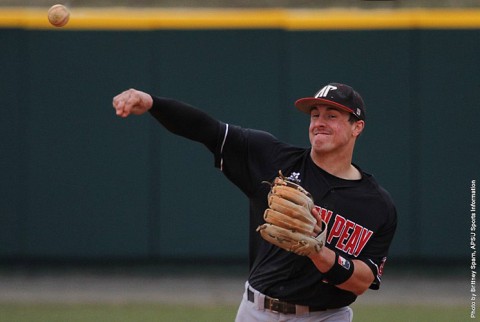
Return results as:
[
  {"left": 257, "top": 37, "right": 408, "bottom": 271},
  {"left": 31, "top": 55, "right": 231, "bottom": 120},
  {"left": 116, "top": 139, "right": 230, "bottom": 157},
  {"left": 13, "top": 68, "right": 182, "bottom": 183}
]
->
[
  {"left": 319, "top": 208, "right": 375, "bottom": 257},
  {"left": 343, "top": 224, "right": 363, "bottom": 255},
  {"left": 327, "top": 215, "right": 346, "bottom": 244},
  {"left": 317, "top": 206, "right": 333, "bottom": 225},
  {"left": 354, "top": 228, "right": 374, "bottom": 257},
  {"left": 335, "top": 219, "right": 355, "bottom": 250}
]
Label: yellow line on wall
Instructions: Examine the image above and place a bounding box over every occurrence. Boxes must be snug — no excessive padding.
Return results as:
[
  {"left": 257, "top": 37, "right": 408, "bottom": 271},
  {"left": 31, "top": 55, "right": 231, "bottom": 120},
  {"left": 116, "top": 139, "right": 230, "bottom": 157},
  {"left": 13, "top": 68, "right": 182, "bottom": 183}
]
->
[{"left": 0, "top": 7, "right": 480, "bottom": 30}]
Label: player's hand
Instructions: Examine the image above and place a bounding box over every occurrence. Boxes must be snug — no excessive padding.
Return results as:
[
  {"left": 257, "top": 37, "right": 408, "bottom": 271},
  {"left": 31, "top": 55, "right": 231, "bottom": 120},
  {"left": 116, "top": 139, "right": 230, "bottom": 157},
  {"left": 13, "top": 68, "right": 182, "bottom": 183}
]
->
[
  {"left": 312, "top": 206, "right": 323, "bottom": 236},
  {"left": 112, "top": 88, "right": 153, "bottom": 118}
]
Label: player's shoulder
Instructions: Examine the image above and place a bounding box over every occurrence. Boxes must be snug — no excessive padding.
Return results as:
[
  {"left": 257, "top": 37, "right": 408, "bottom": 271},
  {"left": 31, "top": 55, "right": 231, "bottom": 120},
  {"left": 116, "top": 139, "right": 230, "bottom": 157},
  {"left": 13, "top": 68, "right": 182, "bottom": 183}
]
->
[
  {"left": 229, "top": 125, "right": 306, "bottom": 153},
  {"left": 361, "top": 171, "right": 396, "bottom": 210},
  {"left": 228, "top": 124, "right": 277, "bottom": 142}
]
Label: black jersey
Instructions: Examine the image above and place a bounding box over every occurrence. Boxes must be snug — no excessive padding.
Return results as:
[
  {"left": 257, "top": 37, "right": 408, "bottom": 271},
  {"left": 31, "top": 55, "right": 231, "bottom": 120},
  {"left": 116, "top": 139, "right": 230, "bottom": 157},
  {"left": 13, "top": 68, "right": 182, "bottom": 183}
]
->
[
  {"left": 149, "top": 96, "right": 397, "bottom": 310},
  {"left": 214, "top": 124, "right": 397, "bottom": 309}
]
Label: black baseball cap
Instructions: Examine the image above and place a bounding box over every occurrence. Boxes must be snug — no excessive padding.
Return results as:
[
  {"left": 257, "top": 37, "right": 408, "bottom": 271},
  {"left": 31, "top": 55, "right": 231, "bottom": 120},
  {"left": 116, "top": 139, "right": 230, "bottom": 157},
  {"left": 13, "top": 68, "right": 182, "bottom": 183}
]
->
[{"left": 294, "top": 83, "right": 366, "bottom": 121}]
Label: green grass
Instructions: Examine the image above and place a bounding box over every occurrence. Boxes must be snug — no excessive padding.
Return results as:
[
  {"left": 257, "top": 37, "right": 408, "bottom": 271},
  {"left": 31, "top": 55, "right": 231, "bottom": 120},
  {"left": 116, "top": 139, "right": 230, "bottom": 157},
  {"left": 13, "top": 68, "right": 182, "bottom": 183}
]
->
[
  {"left": 0, "top": 303, "right": 469, "bottom": 322},
  {"left": 353, "top": 305, "right": 469, "bottom": 322},
  {"left": 0, "top": 303, "right": 237, "bottom": 322}
]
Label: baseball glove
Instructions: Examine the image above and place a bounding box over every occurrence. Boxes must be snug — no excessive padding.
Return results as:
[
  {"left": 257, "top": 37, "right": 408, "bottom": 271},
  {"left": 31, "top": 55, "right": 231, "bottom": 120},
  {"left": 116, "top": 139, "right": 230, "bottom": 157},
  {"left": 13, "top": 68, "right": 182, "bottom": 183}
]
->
[{"left": 257, "top": 171, "right": 327, "bottom": 256}]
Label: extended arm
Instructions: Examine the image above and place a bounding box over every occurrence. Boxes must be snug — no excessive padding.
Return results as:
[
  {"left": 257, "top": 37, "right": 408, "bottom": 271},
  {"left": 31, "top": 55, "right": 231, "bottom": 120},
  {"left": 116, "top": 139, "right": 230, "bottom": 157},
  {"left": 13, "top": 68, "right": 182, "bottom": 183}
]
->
[{"left": 112, "top": 88, "right": 221, "bottom": 152}]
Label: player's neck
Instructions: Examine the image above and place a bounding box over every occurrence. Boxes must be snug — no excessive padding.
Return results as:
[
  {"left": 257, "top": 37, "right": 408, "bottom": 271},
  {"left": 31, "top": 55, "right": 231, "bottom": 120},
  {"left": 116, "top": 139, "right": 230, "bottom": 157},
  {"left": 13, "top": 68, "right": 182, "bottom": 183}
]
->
[{"left": 310, "top": 150, "right": 361, "bottom": 180}]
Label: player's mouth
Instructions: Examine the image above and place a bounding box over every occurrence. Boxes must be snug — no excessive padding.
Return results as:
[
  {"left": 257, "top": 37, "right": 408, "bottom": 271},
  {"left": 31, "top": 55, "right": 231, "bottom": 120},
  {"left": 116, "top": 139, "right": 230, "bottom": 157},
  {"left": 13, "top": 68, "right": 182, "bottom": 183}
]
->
[{"left": 313, "top": 129, "right": 331, "bottom": 136}]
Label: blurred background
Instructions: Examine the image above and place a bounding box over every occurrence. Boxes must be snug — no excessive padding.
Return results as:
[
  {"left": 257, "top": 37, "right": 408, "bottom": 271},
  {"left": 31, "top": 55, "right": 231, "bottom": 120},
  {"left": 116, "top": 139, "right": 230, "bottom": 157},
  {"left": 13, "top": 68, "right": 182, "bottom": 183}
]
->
[{"left": 0, "top": 0, "right": 478, "bottom": 321}]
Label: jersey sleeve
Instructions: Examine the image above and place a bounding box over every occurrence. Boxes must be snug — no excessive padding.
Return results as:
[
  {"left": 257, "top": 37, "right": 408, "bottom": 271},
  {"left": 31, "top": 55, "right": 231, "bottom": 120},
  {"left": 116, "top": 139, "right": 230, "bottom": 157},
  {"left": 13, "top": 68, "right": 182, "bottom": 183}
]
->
[
  {"left": 359, "top": 219, "right": 397, "bottom": 290},
  {"left": 357, "top": 190, "right": 397, "bottom": 290},
  {"left": 149, "top": 96, "right": 221, "bottom": 153},
  {"left": 214, "top": 124, "right": 283, "bottom": 197},
  {"left": 148, "top": 96, "right": 290, "bottom": 197}
]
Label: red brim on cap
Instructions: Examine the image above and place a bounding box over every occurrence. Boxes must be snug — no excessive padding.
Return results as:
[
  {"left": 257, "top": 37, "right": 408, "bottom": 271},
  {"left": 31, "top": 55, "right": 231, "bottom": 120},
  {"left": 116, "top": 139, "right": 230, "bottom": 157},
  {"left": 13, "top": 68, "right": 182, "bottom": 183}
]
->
[{"left": 294, "top": 97, "right": 354, "bottom": 115}]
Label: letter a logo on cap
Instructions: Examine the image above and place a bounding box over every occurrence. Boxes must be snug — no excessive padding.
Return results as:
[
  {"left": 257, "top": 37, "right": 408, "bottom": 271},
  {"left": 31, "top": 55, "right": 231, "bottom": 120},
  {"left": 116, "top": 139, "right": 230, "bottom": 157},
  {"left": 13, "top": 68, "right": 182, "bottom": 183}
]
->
[{"left": 315, "top": 85, "right": 337, "bottom": 98}]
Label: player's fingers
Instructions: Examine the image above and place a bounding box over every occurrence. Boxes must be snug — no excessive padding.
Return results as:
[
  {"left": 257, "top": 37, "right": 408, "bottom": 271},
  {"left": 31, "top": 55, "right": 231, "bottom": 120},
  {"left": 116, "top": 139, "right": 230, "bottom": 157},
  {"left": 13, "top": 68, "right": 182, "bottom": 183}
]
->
[
  {"left": 112, "top": 92, "right": 126, "bottom": 115},
  {"left": 113, "top": 89, "right": 135, "bottom": 117},
  {"left": 311, "top": 207, "right": 323, "bottom": 236},
  {"left": 113, "top": 88, "right": 151, "bottom": 117},
  {"left": 311, "top": 206, "right": 321, "bottom": 221},
  {"left": 124, "top": 88, "right": 146, "bottom": 115},
  {"left": 113, "top": 100, "right": 126, "bottom": 117}
]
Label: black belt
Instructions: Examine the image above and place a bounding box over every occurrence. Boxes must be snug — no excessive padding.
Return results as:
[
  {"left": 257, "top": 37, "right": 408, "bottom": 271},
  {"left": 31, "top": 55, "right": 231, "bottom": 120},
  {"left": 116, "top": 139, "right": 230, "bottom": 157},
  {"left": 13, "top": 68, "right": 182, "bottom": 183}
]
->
[{"left": 247, "top": 288, "right": 326, "bottom": 314}]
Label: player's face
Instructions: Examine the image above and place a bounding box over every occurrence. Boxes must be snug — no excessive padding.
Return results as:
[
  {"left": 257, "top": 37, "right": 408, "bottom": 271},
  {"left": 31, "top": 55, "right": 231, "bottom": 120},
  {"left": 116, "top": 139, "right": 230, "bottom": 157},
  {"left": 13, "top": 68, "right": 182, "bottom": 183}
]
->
[{"left": 309, "top": 105, "right": 360, "bottom": 155}]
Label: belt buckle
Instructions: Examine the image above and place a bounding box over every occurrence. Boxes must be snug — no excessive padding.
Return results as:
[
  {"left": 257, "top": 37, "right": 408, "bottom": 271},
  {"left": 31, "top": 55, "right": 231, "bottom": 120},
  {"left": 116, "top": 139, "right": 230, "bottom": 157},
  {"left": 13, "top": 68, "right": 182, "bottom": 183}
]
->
[{"left": 266, "top": 297, "right": 283, "bottom": 313}]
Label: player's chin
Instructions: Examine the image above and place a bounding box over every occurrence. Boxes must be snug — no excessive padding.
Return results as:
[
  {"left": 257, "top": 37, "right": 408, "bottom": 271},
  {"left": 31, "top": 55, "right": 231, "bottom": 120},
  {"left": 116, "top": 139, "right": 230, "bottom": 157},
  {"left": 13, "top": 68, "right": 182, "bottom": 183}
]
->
[{"left": 310, "top": 137, "right": 331, "bottom": 149}]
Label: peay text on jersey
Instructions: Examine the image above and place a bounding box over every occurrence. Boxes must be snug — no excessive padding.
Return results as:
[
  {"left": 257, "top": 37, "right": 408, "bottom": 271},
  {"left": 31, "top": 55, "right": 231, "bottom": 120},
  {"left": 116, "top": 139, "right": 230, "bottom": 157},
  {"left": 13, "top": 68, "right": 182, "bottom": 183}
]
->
[{"left": 317, "top": 206, "right": 374, "bottom": 257}]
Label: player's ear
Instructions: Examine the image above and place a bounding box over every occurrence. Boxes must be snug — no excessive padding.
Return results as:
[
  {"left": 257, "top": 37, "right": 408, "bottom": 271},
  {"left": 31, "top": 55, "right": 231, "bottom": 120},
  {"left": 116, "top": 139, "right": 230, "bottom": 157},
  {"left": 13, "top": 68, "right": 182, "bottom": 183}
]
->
[{"left": 352, "top": 120, "right": 365, "bottom": 137}]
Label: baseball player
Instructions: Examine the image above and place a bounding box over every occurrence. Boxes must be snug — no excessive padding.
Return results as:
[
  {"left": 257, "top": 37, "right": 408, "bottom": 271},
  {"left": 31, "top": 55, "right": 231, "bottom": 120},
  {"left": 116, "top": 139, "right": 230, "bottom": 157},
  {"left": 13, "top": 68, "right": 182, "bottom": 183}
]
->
[{"left": 112, "top": 83, "right": 397, "bottom": 322}]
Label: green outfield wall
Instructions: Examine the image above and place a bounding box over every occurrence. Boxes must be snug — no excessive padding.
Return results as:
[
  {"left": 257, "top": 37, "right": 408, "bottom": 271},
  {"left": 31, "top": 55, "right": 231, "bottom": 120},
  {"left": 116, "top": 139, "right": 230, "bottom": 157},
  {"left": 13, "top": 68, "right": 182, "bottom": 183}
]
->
[{"left": 1, "top": 8, "right": 479, "bottom": 263}]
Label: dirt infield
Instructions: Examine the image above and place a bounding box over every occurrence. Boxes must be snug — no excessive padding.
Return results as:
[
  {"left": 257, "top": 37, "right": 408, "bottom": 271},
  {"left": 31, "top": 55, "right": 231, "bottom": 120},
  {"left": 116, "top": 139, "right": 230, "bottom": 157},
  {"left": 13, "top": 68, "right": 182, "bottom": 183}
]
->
[{"left": 0, "top": 266, "right": 466, "bottom": 307}]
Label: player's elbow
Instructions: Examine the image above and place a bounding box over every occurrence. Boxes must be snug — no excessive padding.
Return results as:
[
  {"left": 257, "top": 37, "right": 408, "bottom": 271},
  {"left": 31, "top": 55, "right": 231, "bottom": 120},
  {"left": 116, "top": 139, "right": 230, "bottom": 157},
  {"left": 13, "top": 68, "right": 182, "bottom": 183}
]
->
[
  {"left": 348, "top": 261, "right": 375, "bottom": 296},
  {"left": 352, "top": 285, "right": 369, "bottom": 296},
  {"left": 354, "top": 275, "right": 375, "bottom": 295},
  {"left": 341, "top": 281, "right": 370, "bottom": 296}
]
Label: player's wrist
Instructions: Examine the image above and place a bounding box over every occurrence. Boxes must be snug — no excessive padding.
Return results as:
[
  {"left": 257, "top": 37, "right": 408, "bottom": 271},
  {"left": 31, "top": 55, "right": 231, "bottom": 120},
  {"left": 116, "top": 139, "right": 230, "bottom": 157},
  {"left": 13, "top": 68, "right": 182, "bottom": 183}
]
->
[
  {"left": 322, "top": 252, "right": 355, "bottom": 285},
  {"left": 145, "top": 94, "right": 153, "bottom": 110},
  {"left": 308, "top": 245, "right": 333, "bottom": 271}
]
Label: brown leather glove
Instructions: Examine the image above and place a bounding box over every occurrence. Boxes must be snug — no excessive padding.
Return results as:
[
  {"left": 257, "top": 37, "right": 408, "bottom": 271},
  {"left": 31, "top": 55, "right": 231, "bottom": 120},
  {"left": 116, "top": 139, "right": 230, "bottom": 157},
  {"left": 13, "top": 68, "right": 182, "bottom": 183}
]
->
[{"left": 257, "top": 171, "right": 327, "bottom": 256}]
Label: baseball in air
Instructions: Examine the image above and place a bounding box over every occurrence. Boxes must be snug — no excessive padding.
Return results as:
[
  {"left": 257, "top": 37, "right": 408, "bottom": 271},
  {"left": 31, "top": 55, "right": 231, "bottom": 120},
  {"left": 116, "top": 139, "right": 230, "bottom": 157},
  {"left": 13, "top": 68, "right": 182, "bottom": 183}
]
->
[{"left": 48, "top": 4, "right": 70, "bottom": 27}]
